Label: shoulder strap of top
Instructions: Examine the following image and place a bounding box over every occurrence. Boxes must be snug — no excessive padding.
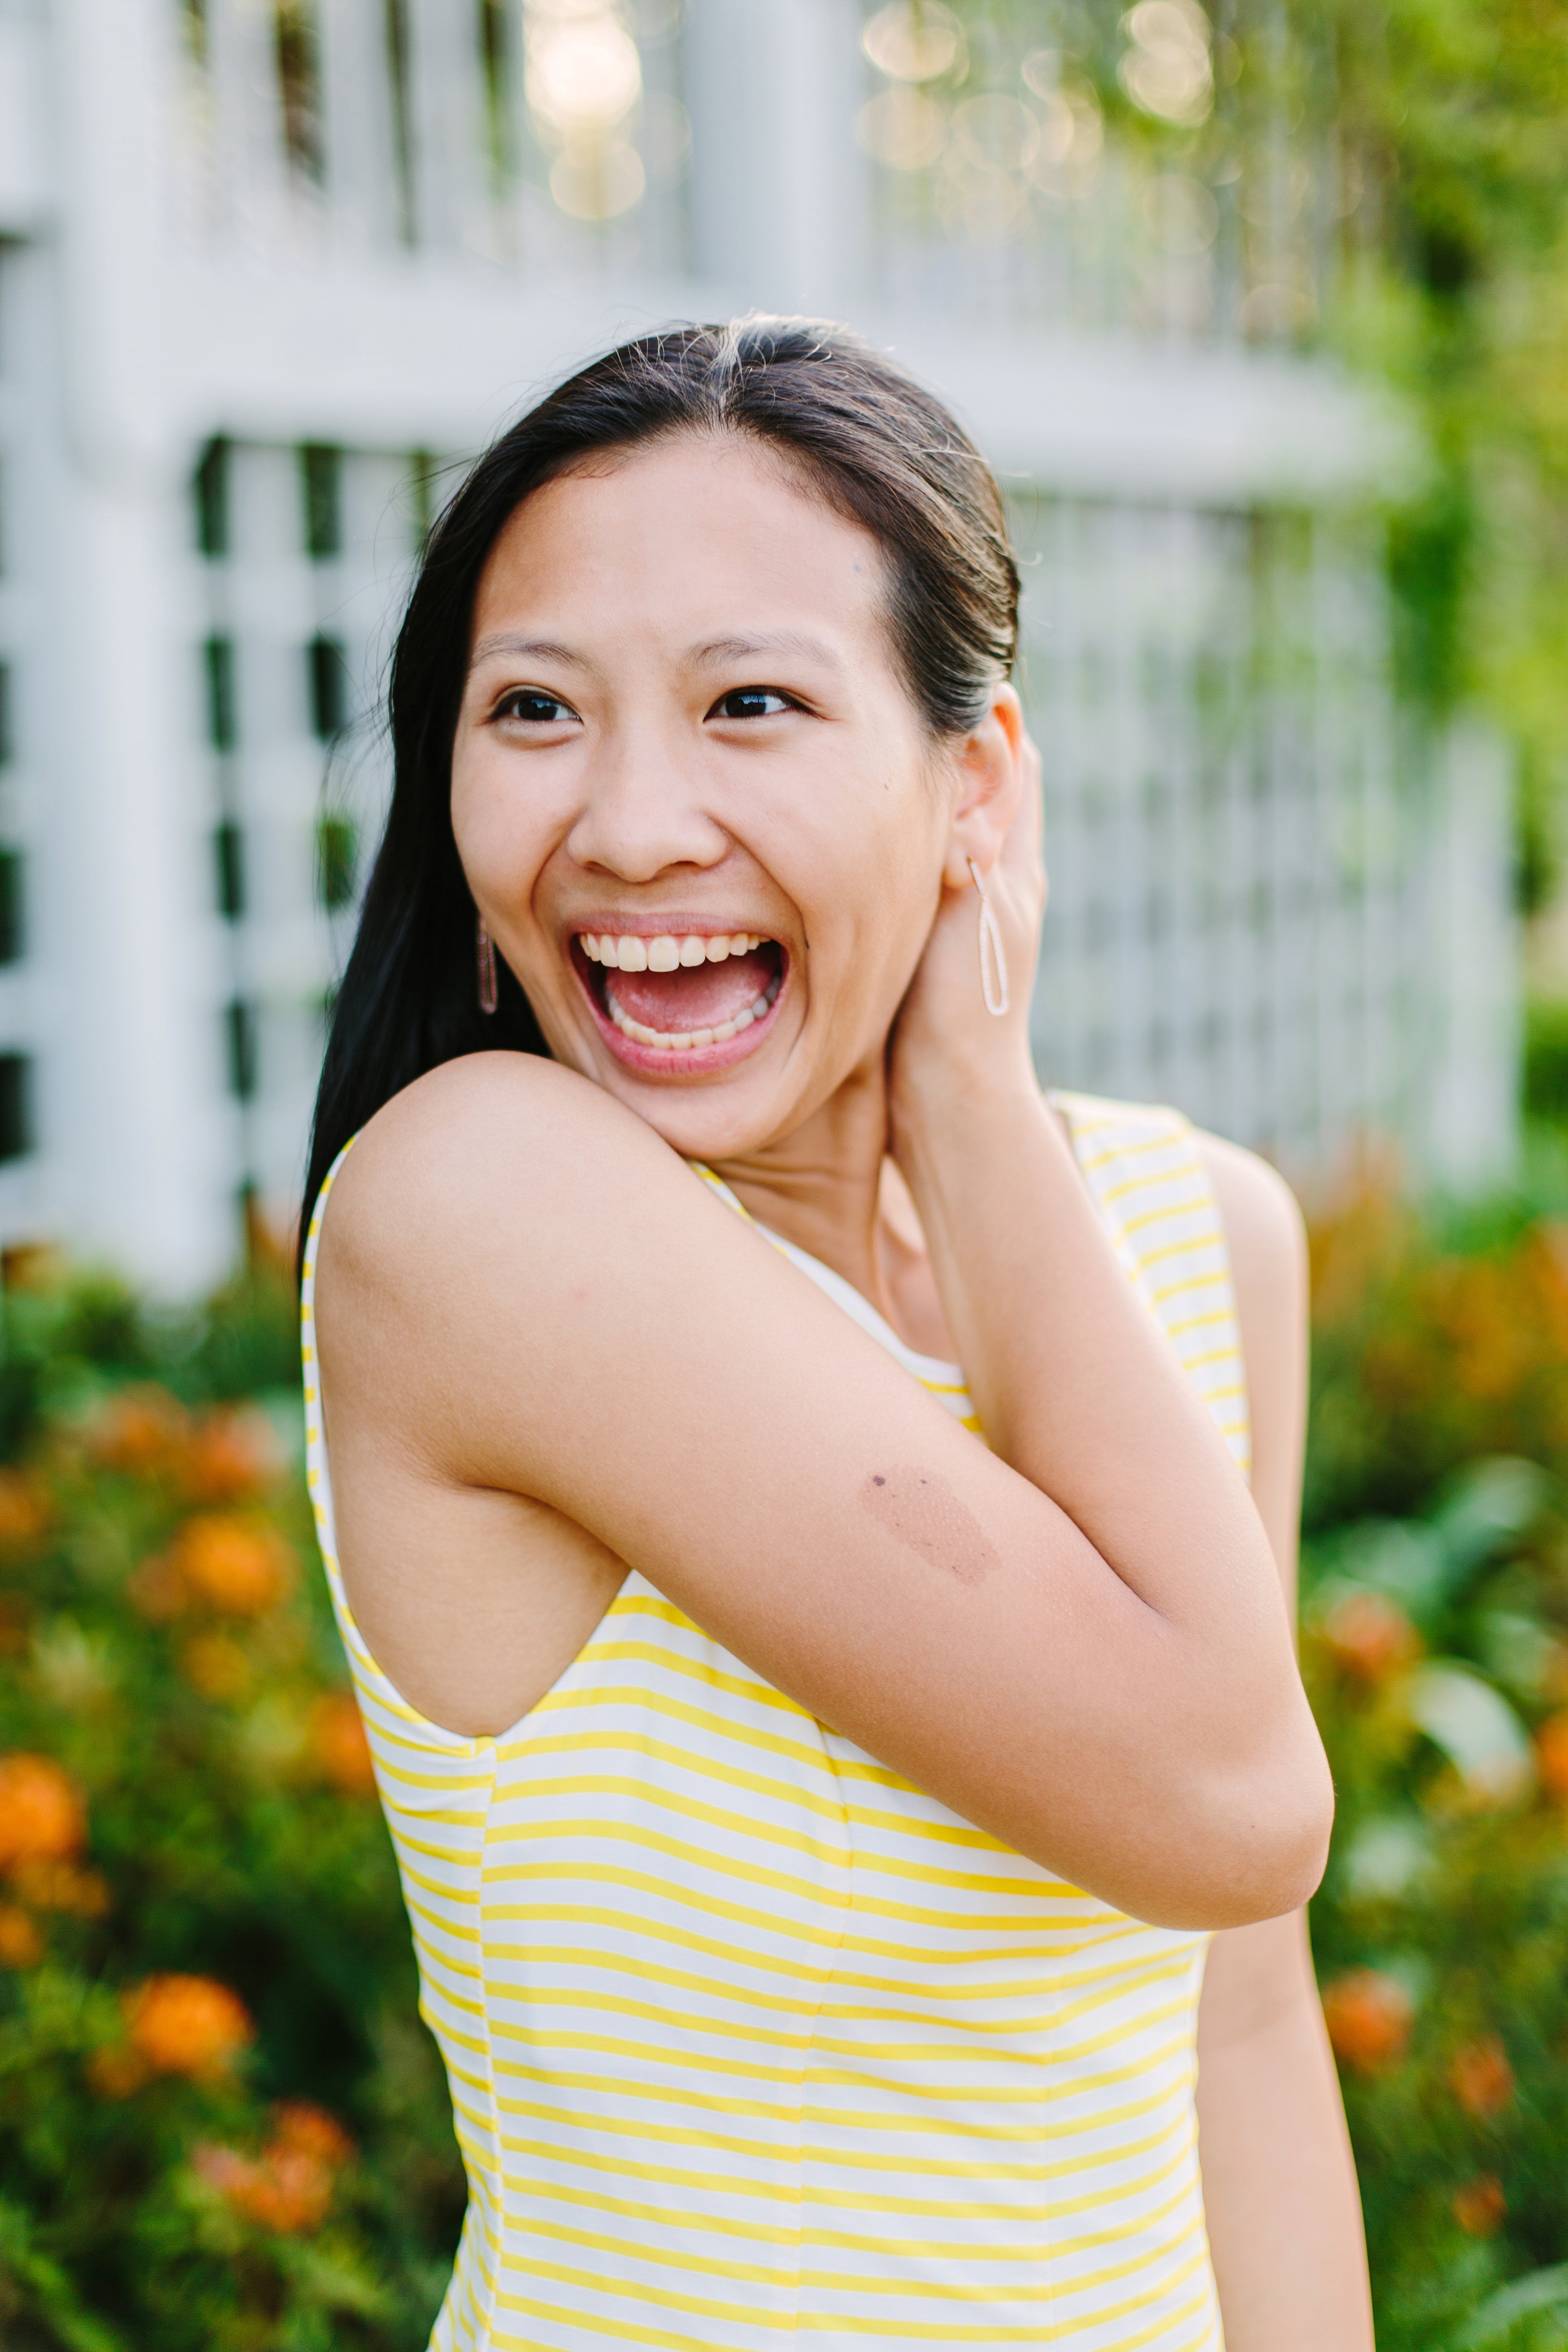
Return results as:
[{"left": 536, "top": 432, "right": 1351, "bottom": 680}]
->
[
  {"left": 299, "top": 1138, "right": 476, "bottom": 1738},
  {"left": 1052, "top": 1092, "right": 1251, "bottom": 1478}
]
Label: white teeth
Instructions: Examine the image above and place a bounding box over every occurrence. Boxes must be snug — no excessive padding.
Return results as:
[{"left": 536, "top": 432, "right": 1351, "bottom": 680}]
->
[
  {"left": 603, "top": 971, "right": 780, "bottom": 1054},
  {"left": 580, "top": 928, "right": 771, "bottom": 966}
]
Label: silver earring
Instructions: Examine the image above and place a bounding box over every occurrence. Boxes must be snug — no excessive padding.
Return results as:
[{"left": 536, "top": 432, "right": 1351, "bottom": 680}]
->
[
  {"left": 966, "top": 859, "right": 1009, "bottom": 1017},
  {"left": 476, "top": 916, "right": 498, "bottom": 1015}
]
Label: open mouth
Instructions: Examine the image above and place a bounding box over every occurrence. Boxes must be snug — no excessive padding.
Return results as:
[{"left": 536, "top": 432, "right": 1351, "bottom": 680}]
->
[{"left": 571, "top": 928, "right": 787, "bottom": 1068}]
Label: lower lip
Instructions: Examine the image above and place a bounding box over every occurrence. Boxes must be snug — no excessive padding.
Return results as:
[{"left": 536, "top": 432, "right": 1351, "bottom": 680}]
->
[{"left": 570, "top": 942, "right": 789, "bottom": 1078}]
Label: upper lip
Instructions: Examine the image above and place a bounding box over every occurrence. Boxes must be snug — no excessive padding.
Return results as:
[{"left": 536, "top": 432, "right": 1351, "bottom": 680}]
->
[{"left": 568, "top": 916, "right": 778, "bottom": 941}]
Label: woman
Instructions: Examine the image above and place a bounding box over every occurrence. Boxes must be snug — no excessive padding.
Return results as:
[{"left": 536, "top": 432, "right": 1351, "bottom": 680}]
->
[{"left": 302, "top": 319, "right": 1371, "bottom": 2350}]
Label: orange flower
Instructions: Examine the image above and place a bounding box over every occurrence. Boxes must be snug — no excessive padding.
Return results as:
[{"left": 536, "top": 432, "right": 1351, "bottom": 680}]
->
[
  {"left": 1322, "top": 1969, "right": 1414, "bottom": 2075},
  {"left": 10, "top": 1858, "right": 110, "bottom": 1917},
  {"left": 1454, "top": 2174, "right": 1507, "bottom": 2236},
  {"left": 1322, "top": 1592, "right": 1421, "bottom": 1684},
  {"left": 0, "top": 1903, "right": 44, "bottom": 1968},
  {"left": 193, "top": 2098, "right": 352, "bottom": 2232},
  {"left": 173, "top": 1516, "right": 293, "bottom": 1617},
  {"left": 86, "top": 2044, "right": 149, "bottom": 2098},
  {"left": 1537, "top": 1712, "right": 1568, "bottom": 1803},
  {"left": 1452, "top": 2035, "right": 1514, "bottom": 2119},
  {"left": 89, "top": 1386, "right": 190, "bottom": 1477},
  {"left": 308, "top": 1693, "right": 377, "bottom": 1795},
  {"left": 0, "top": 1469, "right": 51, "bottom": 1552},
  {"left": 0, "top": 1753, "right": 86, "bottom": 1870},
  {"left": 179, "top": 1631, "right": 252, "bottom": 1703},
  {"left": 123, "top": 1974, "right": 253, "bottom": 2080},
  {"left": 194, "top": 2141, "right": 335, "bottom": 2233},
  {"left": 179, "top": 1408, "right": 284, "bottom": 1506},
  {"left": 271, "top": 2099, "right": 355, "bottom": 2170}
]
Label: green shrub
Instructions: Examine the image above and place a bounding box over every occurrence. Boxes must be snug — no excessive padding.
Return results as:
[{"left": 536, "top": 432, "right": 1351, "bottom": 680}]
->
[
  {"left": 4, "top": 1190, "right": 1568, "bottom": 2346},
  {"left": 0, "top": 1269, "right": 462, "bottom": 2350}
]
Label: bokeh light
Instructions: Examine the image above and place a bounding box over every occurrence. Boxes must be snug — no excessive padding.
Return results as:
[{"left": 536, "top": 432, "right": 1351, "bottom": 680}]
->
[
  {"left": 861, "top": 0, "right": 966, "bottom": 85},
  {"left": 1118, "top": 0, "right": 1214, "bottom": 127}
]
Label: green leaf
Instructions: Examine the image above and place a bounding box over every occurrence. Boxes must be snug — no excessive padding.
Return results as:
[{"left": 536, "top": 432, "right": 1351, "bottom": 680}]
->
[
  {"left": 1407, "top": 1662, "right": 1535, "bottom": 1801},
  {"left": 1456, "top": 2265, "right": 1568, "bottom": 2349}
]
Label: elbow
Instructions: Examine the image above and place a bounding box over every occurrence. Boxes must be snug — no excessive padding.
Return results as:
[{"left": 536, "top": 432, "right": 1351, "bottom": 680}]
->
[
  {"left": 1183, "top": 1720, "right": 1335, "bottom": 1930},
  {"left": 1124, "top": 1714, "right": 1335, "bottom": 1933}
]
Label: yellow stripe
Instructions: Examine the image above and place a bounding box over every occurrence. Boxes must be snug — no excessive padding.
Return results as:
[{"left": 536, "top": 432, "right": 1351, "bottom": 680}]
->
[{"left": 302, "top": 1103, "right": 1232, "bottom": 2349}]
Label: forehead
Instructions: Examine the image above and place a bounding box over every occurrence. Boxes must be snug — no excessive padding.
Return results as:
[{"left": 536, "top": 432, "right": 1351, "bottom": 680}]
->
[{"left": 471, "top": 432, "right": 890, "bottom": 655}]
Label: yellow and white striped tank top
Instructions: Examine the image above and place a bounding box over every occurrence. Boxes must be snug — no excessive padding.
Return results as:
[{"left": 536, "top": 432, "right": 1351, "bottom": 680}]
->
[{"left": 301, "top": 1093, "right": 1249, "bottom": 2352}]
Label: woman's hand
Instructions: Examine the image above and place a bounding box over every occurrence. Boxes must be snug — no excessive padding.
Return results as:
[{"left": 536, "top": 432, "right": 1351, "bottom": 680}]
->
[{"left": 888, "top": 728, "right": 1048, "bottom": 1156}]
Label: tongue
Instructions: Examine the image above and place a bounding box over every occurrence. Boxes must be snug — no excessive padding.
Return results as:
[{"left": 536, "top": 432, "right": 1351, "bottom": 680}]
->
[{"left": 608, "top": 946, "right": 774, "bottom": 1035}]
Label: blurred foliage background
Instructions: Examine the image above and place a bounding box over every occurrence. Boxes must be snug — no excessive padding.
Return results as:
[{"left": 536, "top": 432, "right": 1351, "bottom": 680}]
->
[{"left": 5, "top": 1193, "right": 1568, "bottom": 2345}]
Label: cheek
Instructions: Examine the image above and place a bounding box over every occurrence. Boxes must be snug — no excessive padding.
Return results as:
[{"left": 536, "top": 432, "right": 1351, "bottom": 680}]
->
[{"left": 450, "top": 735, "right": 552, "bottom": 900}]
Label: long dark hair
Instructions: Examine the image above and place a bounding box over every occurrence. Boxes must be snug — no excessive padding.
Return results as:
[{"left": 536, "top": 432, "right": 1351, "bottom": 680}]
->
[{"left": 301, "top": 316, "right": 1021, "bottom": 1254}]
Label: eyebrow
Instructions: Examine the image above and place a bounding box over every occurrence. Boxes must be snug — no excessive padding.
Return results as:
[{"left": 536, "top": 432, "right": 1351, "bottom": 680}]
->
[
  {"left": 691, "top": 632, "right": 844, "bottom": 672},
  {"left": 468, "top": 634, "right": 590, "bottom": 672},
  {"left": 467, "top": 629, "right": 846, "bottom": 677}
]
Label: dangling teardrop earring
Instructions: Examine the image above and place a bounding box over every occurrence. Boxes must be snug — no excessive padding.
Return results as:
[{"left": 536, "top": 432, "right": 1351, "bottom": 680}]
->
[
  {"left": 966, "top": 859, "right": 1009, "bottom": 1018},
  {"left": 476, "top": 915, "right": 499, "bottom": 1016}
]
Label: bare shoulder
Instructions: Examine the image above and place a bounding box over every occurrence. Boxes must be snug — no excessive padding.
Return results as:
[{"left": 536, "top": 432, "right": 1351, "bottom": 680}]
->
[
  {"left": 319, "top": 1049, "right": 685, "bottom": 1295},
  {"left": 1193, "top": 1131, "right": 1306, "bottom": 1330},
  {"left": 1193, "top": 1129, "right": 1308, "bottom": 1589}
]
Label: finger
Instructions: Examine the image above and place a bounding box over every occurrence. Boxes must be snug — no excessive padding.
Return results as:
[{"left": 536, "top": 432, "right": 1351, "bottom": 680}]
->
[{"left": 999, "top": 735, "right": 1044, "bottom": 876}]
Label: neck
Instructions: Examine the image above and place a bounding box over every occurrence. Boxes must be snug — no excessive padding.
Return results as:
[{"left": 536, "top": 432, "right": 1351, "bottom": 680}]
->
[{"left": 708, "top": 1051, "right": 897, "bottom": 1325}]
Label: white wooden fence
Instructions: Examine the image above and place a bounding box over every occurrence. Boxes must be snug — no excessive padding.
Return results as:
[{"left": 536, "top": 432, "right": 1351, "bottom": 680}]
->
[{"left": 0, "top": 0, "right": 1517, "bottom": 1286}]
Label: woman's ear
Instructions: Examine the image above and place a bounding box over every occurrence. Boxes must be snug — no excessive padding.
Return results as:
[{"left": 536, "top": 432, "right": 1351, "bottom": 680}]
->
[{"left": 940, "top": 684, "right": 1026, "bottom": 889}]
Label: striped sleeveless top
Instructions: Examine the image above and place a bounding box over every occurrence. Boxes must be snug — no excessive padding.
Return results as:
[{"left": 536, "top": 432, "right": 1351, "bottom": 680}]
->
[{"left": 301, "top": 1092, "right": 1249, "bottom": 2352}]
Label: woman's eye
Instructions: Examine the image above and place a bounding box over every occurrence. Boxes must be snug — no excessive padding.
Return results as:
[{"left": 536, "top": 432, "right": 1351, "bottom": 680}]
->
[
  {"left": 495, "top": 690, "right": 578, "bottom": 725},
  {"left": 709, "top": 687, "right": 796, "bottom": 722}
]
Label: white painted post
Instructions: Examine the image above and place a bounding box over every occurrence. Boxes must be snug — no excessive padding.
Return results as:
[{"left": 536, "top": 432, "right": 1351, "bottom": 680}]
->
[
  {"left": 1415, "top": 721, "right": 1521, "bottom": 1188},
  {"left": 42, "top": 0, "right": 235, "bottom": 1290},
  {"left": 205, "top": 0, "right": 293, "bottom": 249},
  {"left": 684, "top": 0, "right": 868, "bottom": 319},
  {"left": 317, "top": 0, "right": 405, "bottom": 253},
  {"left": 403, "top": 0, "right": 494, "bottom": 255}
]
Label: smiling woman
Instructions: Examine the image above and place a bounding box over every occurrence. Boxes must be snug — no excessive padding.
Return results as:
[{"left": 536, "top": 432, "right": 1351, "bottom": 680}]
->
[{"left": 300, "top": 320, "right": 1369, "bottom": 2352}]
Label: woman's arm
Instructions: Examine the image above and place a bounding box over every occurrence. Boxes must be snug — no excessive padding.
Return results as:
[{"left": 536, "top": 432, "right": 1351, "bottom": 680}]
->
[
  {"left": 1193, "top": 1137, "right": 1373, "bottom": 2348},
  {"left": 318, "top": 756, "right": 1329, "bottom": 1930}
]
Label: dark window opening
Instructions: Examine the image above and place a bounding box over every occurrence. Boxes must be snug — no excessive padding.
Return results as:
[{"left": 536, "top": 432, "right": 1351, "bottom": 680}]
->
[
  {"left": 308, "top": 636, "right": 350, "bottom": 741},
  {"left": 224, "top": 999, "right": 258, "bottom": 1101},
  {"left": 214, "top": 821, "right": 245, "bottom": 921},
  {"left": 204, "top": 636, "right": 237, "bottom": 751},
  {"left": 316, "top": 816, "right": 358, "bottom": 911},
  {"left": 0, "top": 1054, "right": 32, "bottom": 1162},
  {"left": 383, "top": 0, "right": 415, "bottom": 243},
  {"left": 0, "top": 852, "right": 24, "bottom": 966},
  {"left": 479, "top": 0, "right": 511, "bottom": 186},
  {"left": 275, "top": 0, "right": 324, "bottom": 183},
  {"left": 194, "top": 437, "right": 229, "bottom": 559},
  {"left": 181, "top": 0, "right": 209, "bottom": 68},
  {"left": 300, "top": 443, "right": 341, "bottom": 560}
]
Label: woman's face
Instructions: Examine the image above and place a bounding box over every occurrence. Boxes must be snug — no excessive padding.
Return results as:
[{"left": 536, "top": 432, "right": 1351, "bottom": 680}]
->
[{"left": 451, "top": 432, "right": 963, "bottom": 1161}]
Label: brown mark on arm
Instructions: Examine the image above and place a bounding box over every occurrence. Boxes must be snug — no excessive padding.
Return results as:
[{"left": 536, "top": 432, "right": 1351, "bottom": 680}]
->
[{"left": 861, "top": 1468, "right": 1002, "bottom": 1588}]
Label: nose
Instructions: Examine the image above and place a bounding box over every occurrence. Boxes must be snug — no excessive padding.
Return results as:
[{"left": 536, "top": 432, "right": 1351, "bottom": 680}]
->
[{"left": 565, "top": 725, "right": 730, "bottom": 884}]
